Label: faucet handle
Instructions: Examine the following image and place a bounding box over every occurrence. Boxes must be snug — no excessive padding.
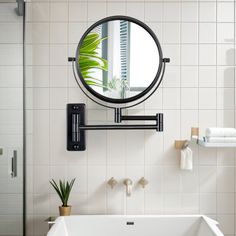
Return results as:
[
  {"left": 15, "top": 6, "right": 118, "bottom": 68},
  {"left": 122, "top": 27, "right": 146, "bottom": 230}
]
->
[
  {"left": 107, "top": 177, "right": 118, "bottom": 189},
  {"left": 123, "top": 178, "right": 132, "bottom": 186},
  {"left": 123, "top": 178, "right": 133, "bottom": 197},
  {"left": 138, "top": 177, "right": 148, "bottom": 188}
]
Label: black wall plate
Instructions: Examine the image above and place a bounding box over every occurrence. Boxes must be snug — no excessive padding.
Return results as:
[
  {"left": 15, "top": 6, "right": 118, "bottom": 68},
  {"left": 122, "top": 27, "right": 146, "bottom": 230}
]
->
[{"left": 67, "top": 103, "right": 86, "bottom": 151}]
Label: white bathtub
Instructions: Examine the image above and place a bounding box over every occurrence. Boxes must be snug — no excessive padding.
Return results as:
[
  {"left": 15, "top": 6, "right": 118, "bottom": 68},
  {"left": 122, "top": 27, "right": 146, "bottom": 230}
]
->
[{"left": 47, "top": 215, "right": 224, "bottom": 236}]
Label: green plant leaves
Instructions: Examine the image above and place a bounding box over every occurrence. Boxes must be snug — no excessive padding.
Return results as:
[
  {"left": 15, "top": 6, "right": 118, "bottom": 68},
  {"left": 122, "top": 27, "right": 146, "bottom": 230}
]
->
[
  {"left": 49, "top": 178, "right": 76, "bottom": 207},
  {"left": 79, "top": 32, "right": 108, "bottom": 88}
]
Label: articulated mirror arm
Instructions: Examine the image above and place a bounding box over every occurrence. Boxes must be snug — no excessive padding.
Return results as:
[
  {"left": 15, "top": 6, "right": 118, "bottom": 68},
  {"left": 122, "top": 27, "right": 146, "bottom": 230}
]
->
[{"left": 67, "top": 104, "right": 163, "bottom": 151}]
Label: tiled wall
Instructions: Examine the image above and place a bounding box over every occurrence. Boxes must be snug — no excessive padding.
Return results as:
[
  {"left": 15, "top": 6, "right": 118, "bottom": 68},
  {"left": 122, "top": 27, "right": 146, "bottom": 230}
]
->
[{"left": 25, "top": 0, "right": 236, "bottom": 236}]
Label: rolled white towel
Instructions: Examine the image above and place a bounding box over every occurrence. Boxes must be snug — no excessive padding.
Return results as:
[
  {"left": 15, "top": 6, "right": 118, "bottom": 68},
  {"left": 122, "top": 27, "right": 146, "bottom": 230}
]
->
[
  {"left": 180, "top": 147, "right": 193, "bottom": 171},
  {"left": 206, "top": 127, "right": 236, "bottom": 137},
  {"left": 206, "top": 137, "right": 236, "bottom": 143}
]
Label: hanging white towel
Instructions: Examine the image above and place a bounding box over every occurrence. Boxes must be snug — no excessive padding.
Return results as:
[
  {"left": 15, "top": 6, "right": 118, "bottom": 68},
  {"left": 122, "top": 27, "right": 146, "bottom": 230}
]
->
[
  {"left": 180, "top": 147, "right": 193, "bottom": 170},
  {"left": 206, "top": 127, "right": 236, "bottom": 137}
]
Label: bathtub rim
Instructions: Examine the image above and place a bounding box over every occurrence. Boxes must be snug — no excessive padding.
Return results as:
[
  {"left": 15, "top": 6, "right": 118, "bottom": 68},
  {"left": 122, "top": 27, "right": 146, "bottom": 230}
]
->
[{"left": 47, "top": 215, "right": 223, "bottom": 236}]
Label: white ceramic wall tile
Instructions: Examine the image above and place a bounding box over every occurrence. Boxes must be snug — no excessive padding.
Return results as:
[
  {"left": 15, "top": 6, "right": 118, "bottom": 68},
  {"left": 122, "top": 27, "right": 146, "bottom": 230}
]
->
[
  {"left": 87, "top": 165, "right": 106, "bottom": 214},
  {"left": 145, "top": 132, "right": 163, "bottom": 165},
  {"left": 181, "top": 168, "right": 199, "bottom": 193},
  {"left": 164, "top": 193, "right": 181, "bottom": 214},
  {"left": 50, "top": 88, "right": 68, "bottom": 109},
  {"left": 163, "top": 23, "right": 180, "bottom": 44},
  {"left": 163, "top": 166, "right": 181, "bottom": 193},
  {"left": 68, "top": 88, "right": 87, "bottom": 104},
  {"left": 162, "top": 66, "right": 180, "bottom": 88},
  {"left": 49, "top": 110, "right": 68, "bottom": 165},
  {"left": 163, "top": 110, "right": 180, "bottom": 165},
  {"left": 0, "top": 45, "right": 23, "bottom": 66},
  {"left": 181, "top": 2, "right": 198, "bottom": 22},
  {"left": 50, "top": 66, "right": 68, "bottom": 88},
  {"left": 217, "top": 2, "right": 234, "bottom": 23},
  {"left": 181, "top": 23, "right": 198, "bottom": 44},
  {"left": 217, "top": 167, "right": 234, "bottom": 193},
  {"left": 199, "top": 110, "right": 217, "bottom": 136},
  {"left": 107, "top": 165, "right": 125, "bottom": 214},
  {"left": 217, "top": 23, "right": 234, "bottom": 44},
  {"left": 199, "top": 2, "right": 216, "bottom": 22},
  {"left": 88, "top": 131, "right": 107, "bottom": 165},
  {"left": 145, "top": 193, "right": 163, "bottom": 214},
  {"left": 163, "top": 3, "right": 180, "bottom": 22},
  {"left": 68, "top": 22, "right": 87, "bottom": 44},
  {"left": 217, "top": 148, "right": 235, "bottom": 166},
  {"left": 218, "top": 107, "right": 234, "bottom": 125},
  {"left": 126, "top": 165, "right": 145, "bottom": 214},
  {"left": 33, "top": 166, "right": 50, "bottom": 194},
  {"left": 217, "top": 193, "right": 234, "bottom": 214},
  {"left": 199, "top": 88, "right": 217, "bottom": 109},
  {"left": 163, "top": 88, "right": 180, "bottom": 109},
  {"left": 107, "top": 2, "right": 126, "bottom": 16},
  {"left": 31, "top": 3, "right": 50, "bottom": 22},
  {"left": 26, "top": 44, "right": 49, "bottom": 66},
  {"left": 145, "top": 3, "right": 162, "bottom": 22},
  {"left": 147, "top": 22, "right": 162, "bottom": 43},
  {"left": 217, "top": 215, "right": 235, "bottom": 235},
  {"left": 198, "top": 147, "right": 217, "bottom": 166},
  {"left": 199, "top": 66, "right": 216, "bottom": 88},
  {"left": 180, "top": 110, "right": 198, "bottom": 139},
  {"left": 50, "top": 23, "right": 68, "bottom": 44},
  {"left": 126, "top": 131, "right": 145, "bottom": 165},
  {"left": 181, "top": 88, "right": 198, "bottom": 110},
  {"left": 199, "top": 23, "right": 216, "bottom": 44},
  {"left": 199, "top": 44, "right": 216, "bottom": 65},
  {"left": 200, "top": 193, "right": 216, "bottom": 214},
  {"left": 26, "top": 66, "right": 49, "bottom": 88},
  {"left": 181, "top": 66, "right": 198, "bottom": 88},
  {"left": 26, "top": 23, "right": 49, "bottom": 44},
  {"left": 32, "top": 110, "right": 50, "bottom": 165},
  {"left": 217, "top": 66, "right": 235, "bottom": 88},
  {"left": 217, "top": 44, "right": 235, "bottom": 66},
  {"left": 162, "top": 45, "right": 180, "bottom": 65},
  {"left": 69, "top": 2, "right": 87, "bottom": 22},
  {"left": 0, "top": 3, "right": 20, "bottom": 22},
  {"left": 50, "top": 45, "right": 68, "bottom": 66},
  {"left": 181, "top": 44, "right": 198, "bottom": 66},
  {"left": 126, "top": 3, "right": 144, "bottom": 21},
  {"left": 145, "top": 88, "right": 162, "bottom": 109},
  {"left": 217, "top": 88, "right": 235, "bottom": 110},
  {"left": 181, "top": 193, "right": 199, "bottom": 214},
  {"left": 50, "top": 3, "right": 68, "bottom": 22},
  {"left": 87, "top": 2, "right": 107, "bottom": 22},
  {"left": 0, "top": 23, "right": 23, "bottom": 44},
  {"left": 199, "top": 166, "right": 217, "bottom": 193}
]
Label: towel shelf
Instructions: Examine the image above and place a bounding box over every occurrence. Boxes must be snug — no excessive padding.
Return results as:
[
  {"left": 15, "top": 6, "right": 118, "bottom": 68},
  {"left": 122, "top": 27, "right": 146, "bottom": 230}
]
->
[
  {"left": 174, "top": 127, "right": 236, "bottom": 149},
  {"left": 197, "top": 138, "right": 236, "bottom": 148}
]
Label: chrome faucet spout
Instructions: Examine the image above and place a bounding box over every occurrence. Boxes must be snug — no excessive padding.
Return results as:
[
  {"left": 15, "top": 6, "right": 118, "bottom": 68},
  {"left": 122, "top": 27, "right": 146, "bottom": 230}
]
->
[{"left": 123, "top": 178, "right": 133, "bottom": 196}]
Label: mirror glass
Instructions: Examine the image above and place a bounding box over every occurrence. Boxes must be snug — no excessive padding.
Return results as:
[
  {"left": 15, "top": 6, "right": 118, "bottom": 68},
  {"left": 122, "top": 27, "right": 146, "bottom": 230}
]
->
[{"left": 77, "top": 18, "right": 161, "bottom": 101}]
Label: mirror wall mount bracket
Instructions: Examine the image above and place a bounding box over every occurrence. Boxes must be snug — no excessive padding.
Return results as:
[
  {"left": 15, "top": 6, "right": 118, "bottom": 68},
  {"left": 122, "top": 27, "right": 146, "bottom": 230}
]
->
[{"left": 67, "top": 103, "right": 163, "bottom": 151}]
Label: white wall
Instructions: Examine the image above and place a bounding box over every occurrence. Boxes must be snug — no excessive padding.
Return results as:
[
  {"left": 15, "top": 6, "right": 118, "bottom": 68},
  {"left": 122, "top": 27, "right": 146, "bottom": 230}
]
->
[{"left": 25, "top": 1, "right": 236, "bottom": 236}]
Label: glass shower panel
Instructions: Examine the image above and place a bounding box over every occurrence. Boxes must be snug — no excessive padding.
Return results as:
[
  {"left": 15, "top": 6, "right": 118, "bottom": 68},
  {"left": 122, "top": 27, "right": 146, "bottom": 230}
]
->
[{"left": 0, "top": 1, "right": 24, "bottom": 236}]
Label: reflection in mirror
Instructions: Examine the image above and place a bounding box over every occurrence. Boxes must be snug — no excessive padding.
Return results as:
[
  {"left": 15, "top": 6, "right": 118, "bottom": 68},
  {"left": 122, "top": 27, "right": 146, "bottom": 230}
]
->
[{"left": 78, "top": 19, "right": 160, "bottom": 100}]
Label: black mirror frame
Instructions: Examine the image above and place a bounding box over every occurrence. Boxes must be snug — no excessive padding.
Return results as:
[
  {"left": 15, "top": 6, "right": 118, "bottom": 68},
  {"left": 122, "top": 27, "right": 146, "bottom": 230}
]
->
[{"left": 75, "top": 15, "right": 164, "bottom": 105}]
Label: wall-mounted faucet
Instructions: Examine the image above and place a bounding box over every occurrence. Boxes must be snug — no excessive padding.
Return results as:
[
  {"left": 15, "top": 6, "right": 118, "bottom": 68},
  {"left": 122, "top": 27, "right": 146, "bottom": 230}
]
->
[
  {"left": 138, "top": 177, "right": 148, "bottom": 188},
  {"left": 107, "top": 177, "right": 118, "bottom": 189},
  {"left": 123, "top": 178, "right": 133, "bottom": 197}
]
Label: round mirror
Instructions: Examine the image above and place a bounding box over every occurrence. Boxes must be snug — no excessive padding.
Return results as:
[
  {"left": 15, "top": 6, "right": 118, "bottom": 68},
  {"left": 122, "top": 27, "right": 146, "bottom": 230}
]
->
[{"left": 75, "top": 16, "right": 163, "bottom": 105}]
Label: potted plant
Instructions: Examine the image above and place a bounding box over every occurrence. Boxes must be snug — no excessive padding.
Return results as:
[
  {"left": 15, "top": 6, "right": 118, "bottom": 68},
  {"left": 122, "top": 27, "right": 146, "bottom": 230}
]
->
[{"left": 49, "top": 178, "right": 75, "bottom": 216}]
